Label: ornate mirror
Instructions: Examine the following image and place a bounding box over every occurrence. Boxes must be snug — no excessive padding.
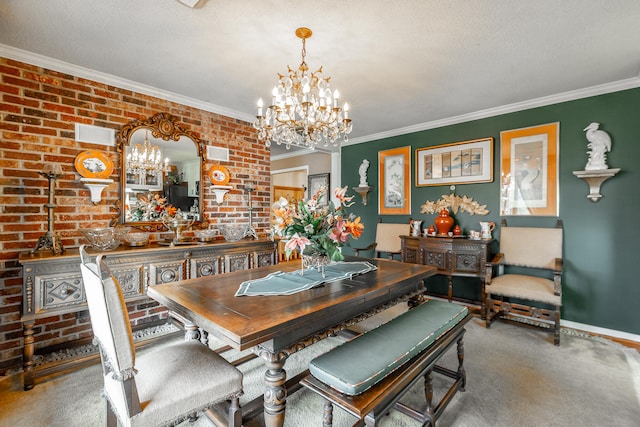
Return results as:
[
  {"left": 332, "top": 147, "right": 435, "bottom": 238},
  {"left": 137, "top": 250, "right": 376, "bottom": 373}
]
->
[{"left": 116, "top": 113, "right": 204, "bottom": 228}]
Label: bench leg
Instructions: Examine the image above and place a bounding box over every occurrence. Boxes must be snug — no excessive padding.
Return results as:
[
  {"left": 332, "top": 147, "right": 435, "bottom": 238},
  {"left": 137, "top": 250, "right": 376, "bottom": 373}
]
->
[
  {"left": 457, "top": 336, "right": 466, "bottom": 391},
  {"left": 322, "top": 400, "right": 333, "bottom": 427},
  {"left": 423, "top": 368, "right": 435, "bottom": 426}
]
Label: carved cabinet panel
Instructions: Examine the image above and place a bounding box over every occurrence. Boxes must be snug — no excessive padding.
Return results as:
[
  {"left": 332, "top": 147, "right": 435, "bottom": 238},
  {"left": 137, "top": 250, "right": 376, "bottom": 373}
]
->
[
  {"left": 225, "top": 253, "right": 250, "bottom": 273},
  {"left": 190, "top": 256, "right": 221, "bottom": 278},
  {"left": 148, "top": 260, "right": 186, "bottom": 285}
]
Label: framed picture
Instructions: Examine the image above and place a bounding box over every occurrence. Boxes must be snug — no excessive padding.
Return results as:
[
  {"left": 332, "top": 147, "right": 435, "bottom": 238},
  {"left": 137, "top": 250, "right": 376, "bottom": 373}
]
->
[
  {"left": 415, "top": 137, "right": 493, "bottom": 186},
  {"left": 500, "top": 122, "right": 559, "bottom": 216},
  {"left": 379, "top": 146, "right": 411, "bottom": 215},
  {"left": 273, "top": 185, "right": 305, "bottom": 207},
  {"left": 307, "top": 173, "right": 330, "bottom": 207}
]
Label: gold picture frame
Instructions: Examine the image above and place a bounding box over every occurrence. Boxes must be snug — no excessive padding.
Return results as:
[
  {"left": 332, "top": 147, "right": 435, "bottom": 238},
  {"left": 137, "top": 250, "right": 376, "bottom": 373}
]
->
[
  {"left": 379, "top": 146, "right": 411, "bottom": 215},
  {"left": 415, "top": 137, "right": 493, "bottom": 187},
  {"left": 500, "top": 122, "right": 559, "bottom": 216}
]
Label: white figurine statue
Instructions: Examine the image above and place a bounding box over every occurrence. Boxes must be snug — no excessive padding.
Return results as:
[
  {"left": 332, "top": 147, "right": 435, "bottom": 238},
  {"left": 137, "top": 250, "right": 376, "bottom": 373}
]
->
[
  {"left": 583, "top": 122, "right": 611, "bottom": 171},
  {"left": 358, "top": 159, "right": 370, "bottom": 186}
]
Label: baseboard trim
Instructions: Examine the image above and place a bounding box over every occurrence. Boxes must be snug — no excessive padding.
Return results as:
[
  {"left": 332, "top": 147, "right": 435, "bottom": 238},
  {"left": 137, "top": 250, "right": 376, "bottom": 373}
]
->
[{"left": 561, "top": 319, "right": 640, "bottom": 348}]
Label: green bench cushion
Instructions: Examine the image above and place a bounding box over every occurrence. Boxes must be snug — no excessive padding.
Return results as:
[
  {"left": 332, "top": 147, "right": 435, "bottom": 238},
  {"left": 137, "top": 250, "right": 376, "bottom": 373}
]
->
[{"left": 309, "top": 299, "right": 468, "bottom": 396}]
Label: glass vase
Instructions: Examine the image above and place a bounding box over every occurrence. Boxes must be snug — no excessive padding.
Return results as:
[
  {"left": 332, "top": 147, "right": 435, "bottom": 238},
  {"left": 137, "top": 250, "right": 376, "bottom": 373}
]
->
[{"left": 301, "top": 252, "right": 331, "bottom": 278}]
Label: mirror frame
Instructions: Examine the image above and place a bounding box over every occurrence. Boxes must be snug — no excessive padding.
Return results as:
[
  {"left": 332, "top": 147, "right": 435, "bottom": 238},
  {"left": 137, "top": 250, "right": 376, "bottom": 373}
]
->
[{"left": 116, "top": 112, "right": 204, "bottom": 230}]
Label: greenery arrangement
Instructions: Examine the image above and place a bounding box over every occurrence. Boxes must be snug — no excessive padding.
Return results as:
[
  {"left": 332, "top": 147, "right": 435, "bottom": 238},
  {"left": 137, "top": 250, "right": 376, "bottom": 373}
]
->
[{"left": 272, "top": 186, "right": 364, "bottom": 261}]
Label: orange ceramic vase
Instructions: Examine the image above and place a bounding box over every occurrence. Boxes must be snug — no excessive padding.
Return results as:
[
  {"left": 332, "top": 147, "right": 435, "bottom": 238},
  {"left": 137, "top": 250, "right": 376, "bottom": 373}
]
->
[{"left": 434, "top": 208, "right": 454, "bottom": 235}]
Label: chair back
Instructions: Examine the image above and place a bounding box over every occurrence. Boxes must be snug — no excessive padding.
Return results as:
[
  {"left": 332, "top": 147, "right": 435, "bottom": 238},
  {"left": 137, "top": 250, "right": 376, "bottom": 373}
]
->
[
  {"left": 375, "top": 223, "right": 410, "bottom": 254},
  {"left": 79, "top": 246, "right": 136, "bottom": 378},
  {"left": 500, "top": 226, "right": 562, "bottom": 269}
]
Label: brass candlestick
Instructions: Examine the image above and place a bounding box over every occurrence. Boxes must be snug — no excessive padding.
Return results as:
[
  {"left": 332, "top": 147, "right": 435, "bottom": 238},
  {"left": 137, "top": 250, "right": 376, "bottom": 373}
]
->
[{"left": 31, "top": 165, "right": 64, "bottom": 255}]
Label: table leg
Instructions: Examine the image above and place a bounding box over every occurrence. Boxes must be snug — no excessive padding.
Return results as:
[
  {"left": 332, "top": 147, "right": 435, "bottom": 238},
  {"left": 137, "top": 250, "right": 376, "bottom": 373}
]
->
[{"left": 255, "top": 347, "right": 289, "bottom": 427}]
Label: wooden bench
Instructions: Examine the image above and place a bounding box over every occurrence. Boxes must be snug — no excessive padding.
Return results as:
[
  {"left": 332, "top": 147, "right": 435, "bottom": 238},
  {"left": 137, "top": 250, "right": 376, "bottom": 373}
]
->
[{"left": 300, "top": 299, "right": 471, "bottom": 426}]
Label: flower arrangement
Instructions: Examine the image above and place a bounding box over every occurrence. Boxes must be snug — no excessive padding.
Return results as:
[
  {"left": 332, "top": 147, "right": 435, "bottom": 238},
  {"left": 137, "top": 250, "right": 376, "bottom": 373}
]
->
[
  {"left": 129, "top": 192, "right": 178, "bottom": 222},
  {"left": 272, "top": 186, "right": 364, "bottom": 261}
]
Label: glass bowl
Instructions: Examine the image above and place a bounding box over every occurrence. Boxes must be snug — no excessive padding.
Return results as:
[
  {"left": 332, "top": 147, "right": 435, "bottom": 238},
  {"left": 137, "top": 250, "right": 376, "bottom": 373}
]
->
[
  {"left": 217, "top": 223, "right": 248, "bottom": 242},
  {"left": 193, "top": 228, "right": 219, "bottom": 242},
  {"left": 80, "top": 226, "right": 130, "bottom": 251},
  {"left": 123, "top": 231, "right": 150, "bottom": 247}
]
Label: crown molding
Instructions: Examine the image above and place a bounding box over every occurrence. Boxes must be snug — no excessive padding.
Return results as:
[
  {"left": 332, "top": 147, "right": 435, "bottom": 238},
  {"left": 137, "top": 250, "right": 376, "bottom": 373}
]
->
[
  {"left": 4, "top": 44, "right": 639, "bottom": 147},
  {"left": 0, "top": 44, "right": 255, "bottom": 124},
  {"left": 345, "top": 76, "right": 640, "bottom": 146}
]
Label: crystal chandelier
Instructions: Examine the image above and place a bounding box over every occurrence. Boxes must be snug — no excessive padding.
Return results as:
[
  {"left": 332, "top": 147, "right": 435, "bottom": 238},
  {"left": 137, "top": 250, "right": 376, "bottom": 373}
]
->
[
  {"left": 253, "top": 27, "right": 352, "bottom": 150},
  {"left": 126, "top": 131, "right": 169, "bottom": 175}
]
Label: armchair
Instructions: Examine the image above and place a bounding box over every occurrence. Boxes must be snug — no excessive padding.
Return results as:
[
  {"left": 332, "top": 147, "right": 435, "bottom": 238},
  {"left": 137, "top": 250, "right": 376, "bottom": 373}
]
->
[
  {"left": 353, "top": 219, "right": 409, "bottom": 260},
  {"left": 485, "top": 220, "right": 563, "bottom": 345},
  {"left": 79, "top": 246, "right": 243, "bottom": 426}
]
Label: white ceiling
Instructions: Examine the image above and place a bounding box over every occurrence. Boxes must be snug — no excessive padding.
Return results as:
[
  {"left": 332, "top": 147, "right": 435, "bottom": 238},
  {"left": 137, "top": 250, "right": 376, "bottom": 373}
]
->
[{"left": 2, "top": 0, "right": 640, "bottom": 157}]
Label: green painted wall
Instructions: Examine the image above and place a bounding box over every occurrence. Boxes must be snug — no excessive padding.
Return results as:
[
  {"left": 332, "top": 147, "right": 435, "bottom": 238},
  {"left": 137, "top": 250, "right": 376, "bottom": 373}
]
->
[{"left": 341, "top": 87, "right": 640, "bottom": 335}]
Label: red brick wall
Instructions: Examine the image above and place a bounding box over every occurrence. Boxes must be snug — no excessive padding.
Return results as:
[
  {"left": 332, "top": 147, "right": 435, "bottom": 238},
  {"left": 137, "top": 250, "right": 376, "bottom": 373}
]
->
[{"left": 0, "top": 57, "right": 271, "bottom": 373}]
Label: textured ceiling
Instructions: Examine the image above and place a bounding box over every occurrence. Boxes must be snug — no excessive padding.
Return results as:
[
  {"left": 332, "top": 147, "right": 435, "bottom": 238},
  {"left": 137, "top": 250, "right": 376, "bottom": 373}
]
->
[{"left": 1, "top": 0, "right": 640, "bottom": 157}]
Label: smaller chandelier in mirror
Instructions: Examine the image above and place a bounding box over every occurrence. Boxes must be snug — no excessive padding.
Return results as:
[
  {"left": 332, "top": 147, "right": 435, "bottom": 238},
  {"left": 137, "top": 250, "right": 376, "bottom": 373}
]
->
[
  {"left": 253, "top": 27, "right": 352, "bottom": 150},
  {"left": 126, "top": 130, "right": 170, "bottom": 186}
]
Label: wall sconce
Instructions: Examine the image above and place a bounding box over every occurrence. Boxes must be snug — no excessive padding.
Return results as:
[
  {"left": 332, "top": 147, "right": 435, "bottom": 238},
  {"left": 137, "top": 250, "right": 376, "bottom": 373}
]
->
[
  {"left": 352, "top": 185, "right": 374, "bottom": 205},
  {"left": 80, "top": 178, "right": 113, "bottom": 203},
  {"left": 211, "top": 185, "right": 232, "bottom": 204}
]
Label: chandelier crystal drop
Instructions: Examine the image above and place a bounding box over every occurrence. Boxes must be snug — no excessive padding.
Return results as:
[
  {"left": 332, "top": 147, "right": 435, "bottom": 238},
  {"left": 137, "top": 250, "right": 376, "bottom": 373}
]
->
[
  {"left": 253, "top": 27, "right": 352, "bottom": 150},
  {"left": 126, "top": 131, "right": 170, "bottom": 175}
]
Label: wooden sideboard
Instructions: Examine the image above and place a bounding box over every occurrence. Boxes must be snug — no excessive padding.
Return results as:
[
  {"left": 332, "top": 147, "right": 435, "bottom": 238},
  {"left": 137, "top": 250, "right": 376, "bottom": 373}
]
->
[
  {"left": 401, "top": 236, "right": 493, "bottom": 317},
  {"left": 19, "top": 239, "right": 277, "bottom": 390}
]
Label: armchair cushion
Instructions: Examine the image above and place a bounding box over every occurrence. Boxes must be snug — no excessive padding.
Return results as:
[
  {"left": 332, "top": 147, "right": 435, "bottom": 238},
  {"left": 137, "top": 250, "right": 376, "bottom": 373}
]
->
[
  {"left": 488, "top": 274, "right": 561, "bottom": 306},
  {"left": 104, "top": 340, "right": 243, "bottom": 427}
]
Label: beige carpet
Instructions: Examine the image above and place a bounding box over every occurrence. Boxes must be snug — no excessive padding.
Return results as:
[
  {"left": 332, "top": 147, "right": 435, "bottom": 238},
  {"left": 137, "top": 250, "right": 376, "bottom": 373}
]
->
[{"left": 1, "top": 305, "right": 639, "bottom": 427}]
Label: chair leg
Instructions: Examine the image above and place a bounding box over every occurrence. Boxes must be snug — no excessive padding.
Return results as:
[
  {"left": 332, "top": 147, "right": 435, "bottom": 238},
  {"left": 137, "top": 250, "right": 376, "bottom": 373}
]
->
[
  {"left": 105, "top": 400, "right": 117, "bottom": 427},
  {"left": 553, "top": 306, "right": 561, "bottom": 346},
  {"left": 228, "top": 396, "right": 242, "bottom": 427}
]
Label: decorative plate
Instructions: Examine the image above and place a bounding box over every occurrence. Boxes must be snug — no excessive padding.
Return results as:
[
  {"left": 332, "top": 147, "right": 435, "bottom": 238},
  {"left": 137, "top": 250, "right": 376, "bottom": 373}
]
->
[
  {"left": 208, "top": 164, "right": 230, "bottom": 186},
  {"left": 74, "top": 150, "right": 114, "bottom": 179}
]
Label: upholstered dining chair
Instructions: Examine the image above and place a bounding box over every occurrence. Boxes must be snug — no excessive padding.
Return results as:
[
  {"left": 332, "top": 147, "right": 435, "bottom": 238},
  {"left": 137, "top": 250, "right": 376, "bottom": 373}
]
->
[
  {"left": 353, "top": 219, "right": 409, "bottom": 260},
  {"left": 79, "top": 245, "right": 243, "bottom": 427},
  {"left": 484, "top": 220, "right": 564, "bottom": 345}
]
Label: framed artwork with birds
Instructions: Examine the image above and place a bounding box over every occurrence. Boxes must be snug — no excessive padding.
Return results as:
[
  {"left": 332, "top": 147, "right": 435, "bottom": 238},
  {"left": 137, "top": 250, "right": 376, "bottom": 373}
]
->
[{"left": 500, "top": 122, "right": 559, "bottom": 216}]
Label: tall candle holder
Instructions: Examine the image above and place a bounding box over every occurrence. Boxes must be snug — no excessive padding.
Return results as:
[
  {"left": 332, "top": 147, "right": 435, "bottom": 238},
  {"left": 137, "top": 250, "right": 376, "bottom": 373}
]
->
[
  {"left": 243, "top": 181, "right": 258, "bottom": 240},
  {"left": 31, "top": 165, "right": 64, "bottom": 255}
]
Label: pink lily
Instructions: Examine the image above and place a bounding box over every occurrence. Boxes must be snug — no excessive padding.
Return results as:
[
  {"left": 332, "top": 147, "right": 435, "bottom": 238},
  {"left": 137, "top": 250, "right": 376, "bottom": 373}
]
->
[
  {"left": 285, "top": 233, "right": 311, "bottom": 252},
  {"left": 329, "top": 219, "right": 350, "bottom": 244},
  {"left": 334, "top": 186, "right": 354, "bottom": 207}
]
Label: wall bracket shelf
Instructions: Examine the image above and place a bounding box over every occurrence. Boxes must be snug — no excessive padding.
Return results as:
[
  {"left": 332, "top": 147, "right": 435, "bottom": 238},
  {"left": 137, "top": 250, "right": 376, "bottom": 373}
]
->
[
  {"left": 572, "top": 168, "right": 620, "bottom": 202},
  {"left": 352, "top": 185, "right": 374, "bottom": 205},
  {"left": 210, "top": 185, "right": 233, "bottom": 204},
  {"left": 80, "top": 178, "right": 113, "bottom": 203}
]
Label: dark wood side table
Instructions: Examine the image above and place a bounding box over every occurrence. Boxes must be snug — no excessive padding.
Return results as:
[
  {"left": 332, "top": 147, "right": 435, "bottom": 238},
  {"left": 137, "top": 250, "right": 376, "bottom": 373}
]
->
[{"left": 401, "top": 235, "right": 493, "bottom": 318}]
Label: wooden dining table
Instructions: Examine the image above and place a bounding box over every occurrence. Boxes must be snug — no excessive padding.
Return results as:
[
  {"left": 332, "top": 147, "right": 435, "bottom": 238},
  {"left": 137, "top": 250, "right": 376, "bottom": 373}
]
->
[{"left": 147, "top": 256, "right": 437, "bottom": 427}]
